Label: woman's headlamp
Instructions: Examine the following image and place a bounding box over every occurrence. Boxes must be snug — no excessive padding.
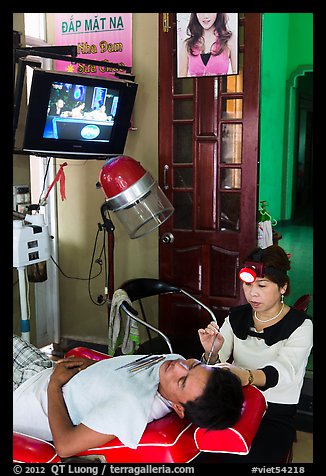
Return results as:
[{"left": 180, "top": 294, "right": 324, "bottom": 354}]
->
[
  {"left": 238, "top": 262, "right": 264, "bottom": 283},
  {"left": 238, "top": 261, "right": 287, "bottom": 284}
]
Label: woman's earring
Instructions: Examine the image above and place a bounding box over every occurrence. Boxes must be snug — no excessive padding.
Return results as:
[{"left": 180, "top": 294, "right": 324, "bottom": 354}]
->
[{"left": 281, "top": 294, "right": 284, "bottom": 304}]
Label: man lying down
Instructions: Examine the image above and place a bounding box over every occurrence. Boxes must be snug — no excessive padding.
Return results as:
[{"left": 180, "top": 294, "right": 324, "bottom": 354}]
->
[{"left": 13, "top": 326, "right": 243, "bottom": 459}]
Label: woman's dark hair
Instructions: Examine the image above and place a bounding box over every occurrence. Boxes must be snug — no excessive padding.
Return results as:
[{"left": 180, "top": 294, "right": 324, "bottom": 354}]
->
[
  {"left": 246, "top": 245, "right": 291, "bottom": 295},
  {"left": 182, "top": 367, "right": 244, "bottom": 430},
  {"left": 185, "top": 13, "right": 232, "bottom": 56}
]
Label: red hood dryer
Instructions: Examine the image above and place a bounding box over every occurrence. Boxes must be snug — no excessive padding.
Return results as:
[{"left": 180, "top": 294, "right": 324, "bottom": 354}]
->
[{"left": 98, "top": 156, "right": 174, "bottom": 239}]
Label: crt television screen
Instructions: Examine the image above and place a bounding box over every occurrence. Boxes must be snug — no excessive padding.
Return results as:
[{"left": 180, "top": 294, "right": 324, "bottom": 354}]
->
[
  {"left": 43, "top": 81, "right": 120, "bottom": 143},
  {"left": 22, "top": 69, "right": 138, "bottom": 159}
]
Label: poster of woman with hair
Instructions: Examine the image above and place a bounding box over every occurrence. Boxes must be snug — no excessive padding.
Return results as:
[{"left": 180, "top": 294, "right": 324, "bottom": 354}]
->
[{"left": 177, "top": 13, "right": 238, "bottom": 78}]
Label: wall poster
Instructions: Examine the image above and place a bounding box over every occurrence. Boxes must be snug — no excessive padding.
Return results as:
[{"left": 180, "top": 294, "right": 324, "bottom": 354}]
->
[
  {"left": 54, "top": 13, "right": 132, "bottom": 78},
  {"left": 176, "top": 13, "right": 239, "bottom": 78}
]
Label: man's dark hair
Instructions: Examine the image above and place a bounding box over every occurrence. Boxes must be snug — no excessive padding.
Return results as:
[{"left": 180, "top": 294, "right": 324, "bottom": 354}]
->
[{"left": 182, "top": 367, "right": 244, "bottom": 430}]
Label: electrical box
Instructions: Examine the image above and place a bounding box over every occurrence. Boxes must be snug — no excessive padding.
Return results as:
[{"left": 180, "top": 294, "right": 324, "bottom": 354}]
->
[{"left": 13, "top": 215, "right": 50, "bottom": 268}]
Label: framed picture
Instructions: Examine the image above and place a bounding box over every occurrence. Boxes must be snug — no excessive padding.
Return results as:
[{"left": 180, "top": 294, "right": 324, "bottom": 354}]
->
[{"left": 176, "top": 13, "right": 239, "bottom": 78}]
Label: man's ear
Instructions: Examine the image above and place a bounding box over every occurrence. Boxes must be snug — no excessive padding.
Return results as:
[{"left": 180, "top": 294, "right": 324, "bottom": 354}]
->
[{"left": 171, "top": 402, "right": 185, "bottom": 419}]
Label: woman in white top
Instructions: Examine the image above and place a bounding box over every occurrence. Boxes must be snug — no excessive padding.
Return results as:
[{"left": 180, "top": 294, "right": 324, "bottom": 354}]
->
[{"left": 198, "top": 245, "right": 313, "bottom": 462}]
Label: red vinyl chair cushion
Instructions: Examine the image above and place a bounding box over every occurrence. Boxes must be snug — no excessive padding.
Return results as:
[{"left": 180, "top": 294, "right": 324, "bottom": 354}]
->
[{"left": 13, "top": 433, "right": 61, "bottom": 463}]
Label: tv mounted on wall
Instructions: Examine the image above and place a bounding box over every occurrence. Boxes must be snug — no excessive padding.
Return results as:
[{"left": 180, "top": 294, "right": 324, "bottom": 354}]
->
[{"left": 22, "top": 69, "right": 138, "bottom": 159}]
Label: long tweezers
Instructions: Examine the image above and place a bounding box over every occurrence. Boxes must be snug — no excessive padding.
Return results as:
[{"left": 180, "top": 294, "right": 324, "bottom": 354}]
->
[
  {"left": 115, "top": 354, "right": 159, "bottom": 371},
  {"left": 130, "top": 355, "right": 165, "bottom": 373},
  {"left": 206, "top": 333, "right": 218, "bottom": 365}
]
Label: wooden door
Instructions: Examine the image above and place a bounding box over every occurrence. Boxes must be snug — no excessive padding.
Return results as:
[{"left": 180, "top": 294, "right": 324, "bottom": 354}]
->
[{"left": 158, "top": 13, "right": 261, "bottom": 357}]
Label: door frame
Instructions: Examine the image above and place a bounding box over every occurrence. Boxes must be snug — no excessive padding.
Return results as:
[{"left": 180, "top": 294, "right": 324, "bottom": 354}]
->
[{"left": 283, "top": 65, "right": 313, "bottom": 220}]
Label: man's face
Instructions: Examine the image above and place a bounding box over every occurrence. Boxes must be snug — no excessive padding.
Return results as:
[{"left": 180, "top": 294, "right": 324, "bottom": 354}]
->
[{"left": 158, "top": 358, "right": 212, "bottom": 417}]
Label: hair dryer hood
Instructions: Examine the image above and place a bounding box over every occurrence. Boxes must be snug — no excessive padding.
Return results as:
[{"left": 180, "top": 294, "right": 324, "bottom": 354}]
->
[{"left": 99, "top": 156, "right": 174, "bottom": 239}]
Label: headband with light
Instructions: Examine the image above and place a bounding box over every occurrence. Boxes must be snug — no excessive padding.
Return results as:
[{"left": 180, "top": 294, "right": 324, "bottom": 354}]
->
[
  {"left": 238, "top": 261, "right": 287, "bottom": 284},
  {"left": 238, "top": 261, "right": 264, "bottom": 283}
]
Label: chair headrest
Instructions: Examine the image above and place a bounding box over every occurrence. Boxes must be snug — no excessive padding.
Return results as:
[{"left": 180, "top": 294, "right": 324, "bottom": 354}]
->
[{"left": 194, "top": 385, "right": 267, "bottom": 454}]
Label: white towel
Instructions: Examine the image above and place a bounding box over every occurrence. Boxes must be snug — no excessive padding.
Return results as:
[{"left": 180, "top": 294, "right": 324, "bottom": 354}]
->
[
  {"left": 62, "top": 353, "right": 182, "bottom": 448},
  {"left": 257, "top": 220, "right": 273, "bottom": 249},
  {"left": 108, "top": 289, "right": 140, "bottom": 356}
]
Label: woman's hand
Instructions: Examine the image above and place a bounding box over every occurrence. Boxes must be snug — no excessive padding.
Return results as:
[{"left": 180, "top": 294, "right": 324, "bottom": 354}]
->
[
  {"left": 217, "top": 362, "right": 267, "bottom": 388},
  {"left": 216, "top": 362, "right": 250, "bottom": 386},
  {"left": 198, "top": 321, "right": 224, "bottom": 358}
]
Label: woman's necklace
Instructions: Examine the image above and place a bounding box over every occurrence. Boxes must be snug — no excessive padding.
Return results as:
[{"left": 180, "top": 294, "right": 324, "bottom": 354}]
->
[{"left": 254, "top": 302, "right": 284, "bottom": 323}]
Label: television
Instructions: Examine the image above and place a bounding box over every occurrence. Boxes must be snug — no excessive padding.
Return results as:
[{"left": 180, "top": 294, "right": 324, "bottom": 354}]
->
[{"left": 22, "top": 69, "right": 138, "bottom": 159}]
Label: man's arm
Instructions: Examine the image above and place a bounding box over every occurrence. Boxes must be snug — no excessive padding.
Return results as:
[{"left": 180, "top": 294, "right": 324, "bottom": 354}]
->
[
  {"left": 55, "top": 357, "right": 97, "bottom": 369},
  {"left": 48, "top": 360, "right": 115, "bottom": 458}
]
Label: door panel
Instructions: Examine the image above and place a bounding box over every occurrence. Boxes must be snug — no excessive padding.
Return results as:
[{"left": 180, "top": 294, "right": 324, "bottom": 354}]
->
[
  {"left": 158, "top": 14, "right": 261, "bottom": 357},
  {"left": 197, "top": 142, "right": 216, "bottom": 229},
  {"left": 210, "top": 246, "right": 239, "bottom": 298},
  {"left": 173, "top": 245, "right": 202, "bottom": 292},
  {"left": 197, "top": 77, "right": 218, "bottom": 136}
]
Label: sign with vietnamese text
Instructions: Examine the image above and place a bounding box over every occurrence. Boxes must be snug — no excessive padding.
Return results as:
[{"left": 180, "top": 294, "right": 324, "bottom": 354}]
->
[{"left": 54, "top": 13, "right": 132, "bottom": 77}]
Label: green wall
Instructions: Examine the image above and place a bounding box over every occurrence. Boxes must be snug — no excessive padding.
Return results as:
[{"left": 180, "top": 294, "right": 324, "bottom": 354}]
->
[{"left": 259, "top": 13, "right": 313, "bottom": 221}]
